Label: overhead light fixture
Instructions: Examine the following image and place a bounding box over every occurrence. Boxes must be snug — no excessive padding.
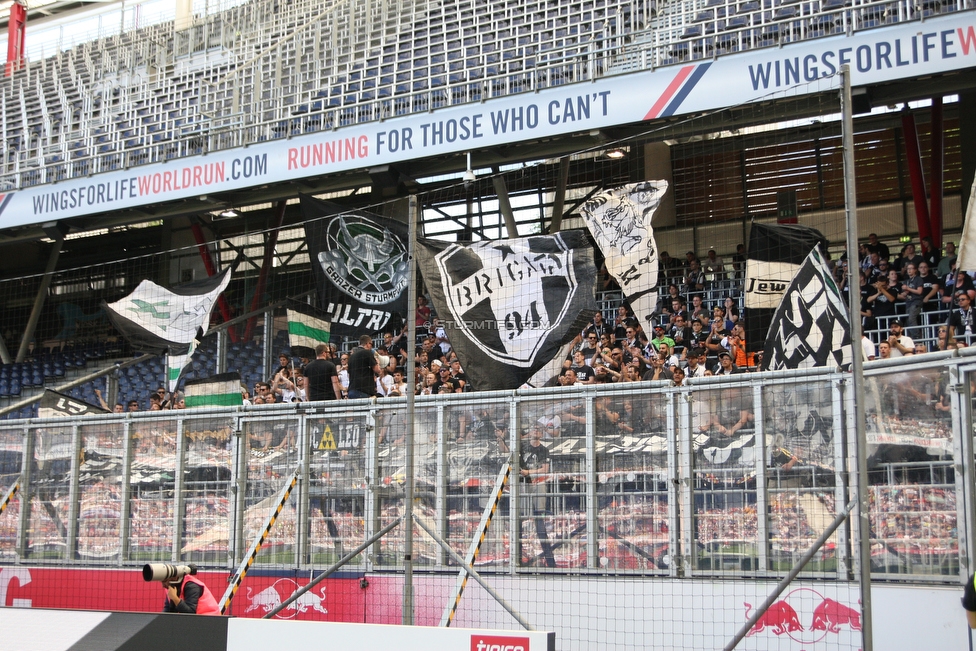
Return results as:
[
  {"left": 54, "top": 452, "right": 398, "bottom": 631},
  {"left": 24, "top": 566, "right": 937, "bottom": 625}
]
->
[
  {"left": 463, "top": 152, "right": 477, "bottom": 183},
  {"left": 218, "top": 208, "right": 239, "bottom": 218},
  {"left": 605, "top": 149, "right": 626, "bottom": 159}
]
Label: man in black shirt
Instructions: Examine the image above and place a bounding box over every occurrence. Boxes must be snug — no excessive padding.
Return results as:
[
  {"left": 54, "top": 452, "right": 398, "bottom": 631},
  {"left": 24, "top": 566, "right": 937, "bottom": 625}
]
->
[
  {"left": 347, "top": 335, "right": 379, "bottom": 399},
  {"left": 570, "top": 350, "right": 596, "bottom": 384},
  {"left": 520, "top": 426, "right": 551, "bottom": 514},
  {"left": 432, "top": 365, "right": 462, "bottom": 393},
  {"left": 304, "top": 344, "right": 341, "bottom": 401},
  {"left": 949, "top": 291, "right": 976, "bottom": 346},
  {"left": 866, "top": 233, "right": 889, "bottom": 262}
]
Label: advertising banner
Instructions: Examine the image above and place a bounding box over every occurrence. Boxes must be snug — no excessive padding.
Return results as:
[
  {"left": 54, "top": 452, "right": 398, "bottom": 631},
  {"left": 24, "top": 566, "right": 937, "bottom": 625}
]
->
[{"left": 1, "top": 14, "right": 973, "bottom": 227}]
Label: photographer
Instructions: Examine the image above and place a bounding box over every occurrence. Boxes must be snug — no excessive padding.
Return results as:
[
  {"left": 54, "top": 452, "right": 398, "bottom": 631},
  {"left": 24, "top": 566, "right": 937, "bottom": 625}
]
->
[{"left": 161, "top": 574, "right": 220, "bottom": 615}]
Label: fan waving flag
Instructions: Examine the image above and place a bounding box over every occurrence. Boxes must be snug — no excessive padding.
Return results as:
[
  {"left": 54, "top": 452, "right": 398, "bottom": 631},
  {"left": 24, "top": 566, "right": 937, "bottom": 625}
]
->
[
  {"left": 103, "top": 268, "right": 231, "bottom": 391},
  {"left": 286, "top": 304, "right": 332, "bottom": 358},
  {"left": 416, "top": 230, "right": 597, "bottom": 391},
  {"left": 302, "top": 194, "right": 409, "bottom": 336},
  {"left": 184, "top": 372, "right": 244, "bottom": 408},
  {"left": 580, "top": 181, "right": 666, "bottom": 327},
  {"left": 761, "top": 246, "right": 853, "bottom": 371},
  {"left": 744, "top": 223, "right": 828, "bottom": 354}
]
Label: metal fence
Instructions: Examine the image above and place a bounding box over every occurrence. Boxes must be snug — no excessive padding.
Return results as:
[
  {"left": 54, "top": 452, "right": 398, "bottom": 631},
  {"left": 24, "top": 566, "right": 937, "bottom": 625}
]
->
[{"left": 0, "top": 350, "right": 972, "bottom": 587}]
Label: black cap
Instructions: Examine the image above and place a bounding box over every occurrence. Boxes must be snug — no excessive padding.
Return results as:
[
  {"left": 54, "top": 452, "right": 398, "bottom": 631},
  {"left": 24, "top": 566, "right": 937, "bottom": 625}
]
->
[{"left": 718, "top": 351, "right": 732, "bottom": 359}]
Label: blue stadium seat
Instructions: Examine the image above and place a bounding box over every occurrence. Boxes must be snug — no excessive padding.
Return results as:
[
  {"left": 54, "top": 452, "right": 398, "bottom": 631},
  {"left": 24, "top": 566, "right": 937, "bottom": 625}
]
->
[{"left": 773, "top": 5, "right": 798, "bottom": 19}]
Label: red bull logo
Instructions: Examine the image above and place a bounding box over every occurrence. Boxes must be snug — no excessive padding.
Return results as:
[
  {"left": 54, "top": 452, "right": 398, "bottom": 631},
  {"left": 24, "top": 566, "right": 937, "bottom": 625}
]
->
[
  {"left": 744, "top": 588, "right": 862, "bottom": 645},
  {"left": 745, "top": 600, "right": 802, "bottom": 636},
  {"left": 811, "top": 597, "right": 862, "bottom": 633},
  {"left": 243, "top": 578, "right": 328, "bottom": 619}
]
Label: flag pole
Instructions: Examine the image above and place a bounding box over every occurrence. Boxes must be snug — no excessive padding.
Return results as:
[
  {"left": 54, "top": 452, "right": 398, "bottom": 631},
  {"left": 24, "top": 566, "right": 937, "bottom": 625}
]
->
[
  {"left": 402, "top": 194, "right": 419, "bottom": 625},
  {"left": 841, "top": 65, "right": 873, "bottom": 651}
]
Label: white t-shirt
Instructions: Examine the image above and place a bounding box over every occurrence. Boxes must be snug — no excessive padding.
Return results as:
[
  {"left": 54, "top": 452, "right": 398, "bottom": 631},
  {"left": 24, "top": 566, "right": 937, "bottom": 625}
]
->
[
  {"left": 888, "top": 334, "right": 914, "bottom": 357},
  {"left": 861, "top": 336, "right": 876, "bottom": 361},
  {"left": 376, "top": 374, "right": 394, "bottom": 396}
]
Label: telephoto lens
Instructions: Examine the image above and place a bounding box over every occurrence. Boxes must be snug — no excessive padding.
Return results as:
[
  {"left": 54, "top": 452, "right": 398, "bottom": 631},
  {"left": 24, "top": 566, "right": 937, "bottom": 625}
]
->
[{"left": 142, "top": 563, "right": 198, "bottom": 582}]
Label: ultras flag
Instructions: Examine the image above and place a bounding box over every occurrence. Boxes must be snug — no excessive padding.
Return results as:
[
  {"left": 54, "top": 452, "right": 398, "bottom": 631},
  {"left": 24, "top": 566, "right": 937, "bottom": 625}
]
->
[
  {"left": 416, "top": 230, "right": 597, "bottom": 391},
  {"left": 760, "top": 246, "right": 852, "bottom": 371},
  {"left": 744, "top": 222, "right": 827, "bottom": 353},
  {"left": 302, "top": 194, "right": 409, "bottom": 336},
  {"left": 579, "top": 180, "right": 666, "bottom": 327}
]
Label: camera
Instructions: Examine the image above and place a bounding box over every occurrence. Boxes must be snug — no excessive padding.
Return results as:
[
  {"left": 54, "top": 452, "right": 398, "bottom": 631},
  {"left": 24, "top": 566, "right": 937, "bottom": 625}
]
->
[{"left": 142, "top": 563, "right": 198, "bottom": 583}]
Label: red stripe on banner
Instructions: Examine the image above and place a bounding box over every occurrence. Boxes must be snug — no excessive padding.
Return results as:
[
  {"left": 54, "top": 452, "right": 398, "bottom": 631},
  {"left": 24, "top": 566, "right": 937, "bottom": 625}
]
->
[{"left": 644, "top": 66, "right": 695, "bottom": 120}]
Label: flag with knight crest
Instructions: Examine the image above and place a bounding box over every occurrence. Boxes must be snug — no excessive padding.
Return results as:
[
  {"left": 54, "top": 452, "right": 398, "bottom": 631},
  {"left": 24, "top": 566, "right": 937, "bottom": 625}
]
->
[
  {"left": 416, "top": 231, "right": 598, "bottom": 391},
  {"left": 302, "top": 194, "right": 409, "bottom": 336}
]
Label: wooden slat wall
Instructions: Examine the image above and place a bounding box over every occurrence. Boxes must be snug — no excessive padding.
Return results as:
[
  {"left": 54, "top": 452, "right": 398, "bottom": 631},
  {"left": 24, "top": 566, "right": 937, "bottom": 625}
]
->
[{"left": 671, "top": 116, "right": 961, "bottom": 226}]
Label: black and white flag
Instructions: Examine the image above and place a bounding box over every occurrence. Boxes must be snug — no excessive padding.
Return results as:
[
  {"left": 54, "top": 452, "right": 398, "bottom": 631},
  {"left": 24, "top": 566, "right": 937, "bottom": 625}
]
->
[
  {"left": 744, "top": 222, "right": 827, "bottom": 353},
  {"left": 39, "top": 390, "right": 109, "bottom": 419},
  {"left": 416, "top": 231, "right": 597, "bottom": 391},
  {"left": 761, "top": 246, "right": 852, "bottom": 371},
  {"left": 103, "top": 269, "right": 230, "bottom": 355},
  {"left": 580, "top": 181, "right": 666, "bottom": 326},
  {"left": 302, "top": 195, "right": 409, "bottom": 336}
]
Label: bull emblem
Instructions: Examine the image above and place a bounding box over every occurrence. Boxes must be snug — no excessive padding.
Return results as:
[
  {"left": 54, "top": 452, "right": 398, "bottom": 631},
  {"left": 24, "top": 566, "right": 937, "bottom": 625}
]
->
[
  {"left": 745, "top": 600, "right": 803, "bottom": 636},
  {"left": 811, "top": 598, "right": 862, "bottom": 633}
]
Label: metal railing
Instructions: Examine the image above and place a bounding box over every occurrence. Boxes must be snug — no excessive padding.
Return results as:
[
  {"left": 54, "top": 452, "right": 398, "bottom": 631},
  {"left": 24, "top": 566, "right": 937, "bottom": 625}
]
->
[{"left": 0, "top": 349, "right": 973, "bottom": 585}]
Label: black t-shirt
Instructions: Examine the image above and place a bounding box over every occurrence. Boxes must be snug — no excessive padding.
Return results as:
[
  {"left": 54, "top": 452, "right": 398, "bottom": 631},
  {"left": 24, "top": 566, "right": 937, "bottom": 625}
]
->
[
  {"left": 432, "top": 378, "right": 461, "bottom": 394},
  {"left": 451, "top": 371, "right": 470, "bottom": 391},
  {"left": 304, "top": 358, "right": 338, "bottom": 401},
  {"left": 347, "top": 347, "right": 378, "bottom": 396},
  {"left": 919, "top": 273, "right": 939, "bottom": 309},
  {"left": 872, "top": 283, "right": 899, "bottom": 317},
  {"left": 571, "top": 364, "right": 595, "bottom": 383},
  {"left": 520, "top": 441, "right": 550, "bottom": 478}
]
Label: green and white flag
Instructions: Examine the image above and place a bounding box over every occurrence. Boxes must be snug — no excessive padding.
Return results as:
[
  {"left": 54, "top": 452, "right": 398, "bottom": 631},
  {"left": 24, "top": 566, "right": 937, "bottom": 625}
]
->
[
  {"left": 184, "top": 372, "right": 243, "bottom": 408},
  {"left": 166, "top": 339, "right": 198, "bottom": 393},
  {"left": 287, "top": 307, "right": 331, "bottom": 357},
  {"left": 103, "top": 269, "right": 231, "bottom": 355}
]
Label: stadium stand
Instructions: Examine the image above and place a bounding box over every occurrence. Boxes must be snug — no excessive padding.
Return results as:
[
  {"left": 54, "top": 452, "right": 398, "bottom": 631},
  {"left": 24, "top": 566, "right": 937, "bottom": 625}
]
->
[{"left": 0, "top": 0, "right": 968, "bottom": 188}]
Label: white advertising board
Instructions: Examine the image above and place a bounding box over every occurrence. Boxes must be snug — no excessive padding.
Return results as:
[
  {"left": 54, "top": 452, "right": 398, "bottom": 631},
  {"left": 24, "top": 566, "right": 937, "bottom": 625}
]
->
[{"left": 226, "top": 619, "right": 555, "bottom": 651}]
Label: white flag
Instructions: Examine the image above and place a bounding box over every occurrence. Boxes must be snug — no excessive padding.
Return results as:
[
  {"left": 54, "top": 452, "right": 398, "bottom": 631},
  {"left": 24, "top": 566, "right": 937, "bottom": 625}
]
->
[{"left": 580, "top": 181, "right": 666, "bottom": 327}]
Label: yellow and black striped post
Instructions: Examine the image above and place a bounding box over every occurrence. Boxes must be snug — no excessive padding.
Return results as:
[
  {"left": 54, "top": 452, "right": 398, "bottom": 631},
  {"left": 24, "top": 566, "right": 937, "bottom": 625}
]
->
[
  {"left": 439, "top": 456, "right": 511, "bottom": 627},
  {"left": 218, "top": 466, "right": 300, "bottom": 614},
  {"left": 0, "top": 476, "right": 20, "bottom": 518}
]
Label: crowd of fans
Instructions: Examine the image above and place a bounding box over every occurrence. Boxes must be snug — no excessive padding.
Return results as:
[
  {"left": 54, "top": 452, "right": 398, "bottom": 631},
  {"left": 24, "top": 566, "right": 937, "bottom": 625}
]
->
[{"left": 73, "top": 233, "right": 971, "bottom": 414}]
